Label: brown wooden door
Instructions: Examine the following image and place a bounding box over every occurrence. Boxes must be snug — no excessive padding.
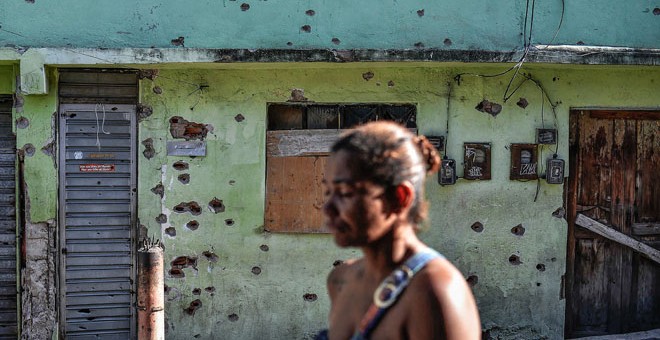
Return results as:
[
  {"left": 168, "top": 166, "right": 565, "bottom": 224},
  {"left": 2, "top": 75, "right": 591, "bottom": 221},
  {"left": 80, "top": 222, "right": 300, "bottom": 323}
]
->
[{"left": 565, "top": 110, "right": 660, "bottom": 338}]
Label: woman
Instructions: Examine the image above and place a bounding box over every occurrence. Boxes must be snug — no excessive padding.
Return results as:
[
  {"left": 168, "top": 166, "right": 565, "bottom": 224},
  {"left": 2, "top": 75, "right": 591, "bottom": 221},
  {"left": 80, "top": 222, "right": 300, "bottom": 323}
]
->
[{"left": 319, "top": 121, "right": 481, "bottom": 340}]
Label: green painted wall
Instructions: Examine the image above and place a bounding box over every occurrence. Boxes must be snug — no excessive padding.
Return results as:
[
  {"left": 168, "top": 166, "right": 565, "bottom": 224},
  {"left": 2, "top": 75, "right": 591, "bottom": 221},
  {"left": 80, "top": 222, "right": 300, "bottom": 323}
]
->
[
  {"left": 0, "top": 66, "right": 14, "bottom": 94},
  {"left": 134, "top": 63, "right": 659, "bottom": 339},
  {"left": 12, "top": 68, "right": 58, "bottom": 223},
  {"left": 1, "top": 1, "right": 659, "bottom": 50}
]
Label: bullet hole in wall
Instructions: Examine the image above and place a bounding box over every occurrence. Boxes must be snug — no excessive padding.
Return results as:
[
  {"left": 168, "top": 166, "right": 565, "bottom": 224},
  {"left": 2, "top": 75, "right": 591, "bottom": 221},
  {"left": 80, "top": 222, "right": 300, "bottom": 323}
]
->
[
  {"left": 205, "top": 287, "right": 216, "bottom": 293},
  {"left": 306, "top": 9, "right": 315, "bottom": 16},
  {"left": 164, "top": 285, "right": 170, "bottom": 294},
  {"left": 25, "top": 0, "right": 35, "bottom": 4},
  {"left": 16, "top": 117, "right": 29, "bottom": 129},
  {"left": 229, "top": 180, "right": 236, "bottom": 185},
  {"left": 194, "top": 335, "right": 201, "bottom": 338},
  {"left": 417, "top": 9, "right": 424, "bottom": 17},
  {"left": 42, "top": 140, "right": 55, "bottom": 157},
  {"left": 23, "top": 144, "right": 35, "bottom": 157},
  {"left": 552, "top": 76, "right": 560, "bottom": 82},
  {"left": 142, "top": 138, "right": 155, "bottom": 159},
  {"left": 165, "top": 227, "right": 176, "bottom": 237},
  {"left": 576, "top": 41, "right": 585, "bottom": 45},
  {"left": 536, "top": 282, "right": 541, "bottom": 286},
  {"left": 228, "top": 314, "right": 239, "bottom": 322},
  {"left": 209, "top": 198, "right": 225, "bottom": 213},
  {"left": 362, "top": 72, "right": 374, "bottom": 81},
  {"left": 511, "top": 224, "right": 525, "bottom": 236},
  {"left": 155, "top": 214, "right": 167, "bottom": 224},
  {"left": 303, "top": 293, "right": 318, "bottom": 302},
  {"left": 387, "top": 80, "right": 395, "bottom": 87},
  {"left": 151, "top": 183, "right": 164, "bottom": 198},
  {"left": 240, "top": 3, "right": 250, "bottom": 11},
  {"left": 517, "top": 98, "right": 529, "bottom": 109},
  {"left": 192, "top": 288, "right": 201, "bottom": 295},
  {"left": 137, "top": 69, "right": 159, "bottom": 80},
  {"left": 467, "top": 275, "right": 479, "bottom": 287},
  {"left": 234, "top": 114, "right": 245, "bottom": 122},
  {"left": 169, "top": 116, "right": 210, "bottom": 141},
  {"left": 443, "top": 38, "right": 452, "bottom": 46},
  {"left": 169, "top": 268, "right": 184, "bottom": 278},
  {"left": 172, "top": 256, "right": 198, "bottom": 269},
  {"left": 414, "top": 42, "right": 425, "bottom": 49},
  {"left": 178, "top": 174, "right": 190, "bottom": 184},
  {"left": 475, "top": 99, "right": 502, "bottom": 117},
  {"left": 136, "top": 103, "right": 153, "bottom": 121},
  {"left": 251, "top": 266, "right": 262, "bottom": 275},
  {"left": 186, "top": 220, "right": 199, "bottom": 231},
  {"left": 332, "top": 38, "right": 341, "bottom": 45},
  {"left": 333, "top": 260, "right": 343, "bottom": 267},
  {"left": 184, "top": 299, "right": 202, "bottom": 315},
  {"left": 552, "top": 207, "right": 566, "bottom": 219},
  {"left": 225, "top": 219, "right": 235, "bottom": 226},
  {"left": 173, "top": 201, "right": 202, "bottom": 215},
  {"left": 509, "top": 254, "right": 522, "bottom": 265},
  {"left": 171, "top": 36, "right": 185, "bottom": 47},
  {"left": 286, "top": 42, "right": 293, "bottom": 46},
  {"left": 170, "top": 257, "right": 197, "bottom": 278},
  {"left": 173, "top": 161, "right": 189, "bottom": 171},
  {"left": 654, "top": 8, "right": 660, "bottom": 15},
  {"left": 289, "top": 89, "right": 308, "bottom": 102},
  {"left": 301, "top": 25, "right": 312, "bottom": 33},
  {"left": 259, "top": 244, "right": 269, "bottom": 252},
  {"left": 152, "top": 86, "right": 163, "bottom": 95},
  {"left": 551, "top": 257, "right": 557, "bottom": 262},
  {"left": 536, "top": 263, "right": 546, "bottom": 272},
  {"left": 202, "top": 251, "right": 219, "bottom": 263},
  {"left": 471, "top": 222, "right": 484, "bottom": 233}
]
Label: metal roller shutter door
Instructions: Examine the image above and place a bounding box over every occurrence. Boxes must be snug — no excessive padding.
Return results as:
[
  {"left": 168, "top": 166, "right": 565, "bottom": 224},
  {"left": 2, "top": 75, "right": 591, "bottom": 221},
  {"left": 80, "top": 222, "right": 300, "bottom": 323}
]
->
[
  {"left": 58, "top": 69, "right": 137, "bottom": 339},
  {"left": 0, "top": 96, "right": 17, "bottom": 339}
]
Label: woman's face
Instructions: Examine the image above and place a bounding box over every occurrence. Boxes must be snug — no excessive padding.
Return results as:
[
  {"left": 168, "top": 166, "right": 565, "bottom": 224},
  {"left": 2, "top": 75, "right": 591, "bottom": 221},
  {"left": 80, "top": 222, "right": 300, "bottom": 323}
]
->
[{"left": 322, "top": 150, "right": 396, "bottom": 247}]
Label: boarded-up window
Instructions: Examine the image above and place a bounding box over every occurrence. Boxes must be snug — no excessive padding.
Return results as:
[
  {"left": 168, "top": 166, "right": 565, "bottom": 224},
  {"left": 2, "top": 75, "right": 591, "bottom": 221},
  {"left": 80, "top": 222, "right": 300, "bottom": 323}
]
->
[{"left": 265, "top": 103, "right": 416, "bottom": 233}]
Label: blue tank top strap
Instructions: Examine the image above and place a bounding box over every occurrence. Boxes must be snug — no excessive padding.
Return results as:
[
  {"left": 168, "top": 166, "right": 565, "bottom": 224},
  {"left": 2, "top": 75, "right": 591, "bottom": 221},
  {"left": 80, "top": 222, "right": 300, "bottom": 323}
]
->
[{"left": 352, "top": 248, "right": 443, "bottom": 339}]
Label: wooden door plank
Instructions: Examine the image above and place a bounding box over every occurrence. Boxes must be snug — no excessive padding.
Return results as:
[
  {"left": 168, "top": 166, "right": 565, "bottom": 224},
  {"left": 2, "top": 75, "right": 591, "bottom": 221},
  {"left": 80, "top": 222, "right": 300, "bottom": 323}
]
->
[
  {"left": 565, "top": 110, "right": 581, "bottom": 336},
  {"left": 575, "top": 214, "right": 660, "bottom": 266},
  {"left": 636, "top": 120, "right": 660, "bottom": 223},
  {"left": 608, "top": 118, "right": 637, "bottom": 332},
  {"left": 577, "top": 113, "right": 612, "bottom": 224}
]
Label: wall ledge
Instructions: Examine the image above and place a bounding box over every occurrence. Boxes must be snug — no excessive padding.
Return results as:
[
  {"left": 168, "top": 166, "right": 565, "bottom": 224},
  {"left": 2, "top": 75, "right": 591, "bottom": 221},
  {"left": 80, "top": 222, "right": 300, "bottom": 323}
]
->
[{"left": 2, "top": 45, "right": 658, "bottom": 95}]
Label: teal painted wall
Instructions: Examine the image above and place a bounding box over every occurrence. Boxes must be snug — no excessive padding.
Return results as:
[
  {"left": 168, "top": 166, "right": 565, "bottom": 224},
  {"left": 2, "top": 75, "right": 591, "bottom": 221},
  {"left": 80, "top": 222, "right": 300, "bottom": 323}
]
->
[
  {"left": 1, "top": 1, "right": 659, "bottom": 50},
  {"left": 133, "top": 63, "right": 660, "bottom": 339}
]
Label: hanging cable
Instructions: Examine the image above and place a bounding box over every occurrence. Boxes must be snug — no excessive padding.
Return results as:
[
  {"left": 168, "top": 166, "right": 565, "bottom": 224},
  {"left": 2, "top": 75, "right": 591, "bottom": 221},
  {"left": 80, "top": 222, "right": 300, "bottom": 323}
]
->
[
  {"left": 541, "top": 0, "right": 565, "bottom": 48},
  {"left": 445, "top": 81, "right": 452, "bottom": 157},
  {"left": 94, "top": 103, "right": 111, "bottom": 150}
]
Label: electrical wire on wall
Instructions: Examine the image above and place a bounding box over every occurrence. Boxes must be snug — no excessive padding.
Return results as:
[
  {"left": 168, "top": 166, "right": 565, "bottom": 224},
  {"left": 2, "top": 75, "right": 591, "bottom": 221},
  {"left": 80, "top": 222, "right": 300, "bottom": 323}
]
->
[{"left": 449, "top": 0, "right": 566, "bottom": 200}]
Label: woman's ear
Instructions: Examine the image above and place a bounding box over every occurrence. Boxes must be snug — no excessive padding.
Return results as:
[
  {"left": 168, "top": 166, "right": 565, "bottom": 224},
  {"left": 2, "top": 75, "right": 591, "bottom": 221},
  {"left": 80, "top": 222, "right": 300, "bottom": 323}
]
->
[{"left": 393, "top": 182, "right": 415, "bottom": 213}]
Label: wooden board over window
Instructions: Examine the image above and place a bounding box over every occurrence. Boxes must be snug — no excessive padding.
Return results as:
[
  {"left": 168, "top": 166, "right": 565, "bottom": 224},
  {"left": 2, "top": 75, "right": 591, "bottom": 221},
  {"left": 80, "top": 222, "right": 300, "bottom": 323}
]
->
[
  {"left": 265, "top": 102, "right": 417, "bottom": 233},
  {"left": 264, "top": 129, "right": 340, "bottom": 233},
  {"left": 265, "top": 156, "right": 329, "bottom": 233}
]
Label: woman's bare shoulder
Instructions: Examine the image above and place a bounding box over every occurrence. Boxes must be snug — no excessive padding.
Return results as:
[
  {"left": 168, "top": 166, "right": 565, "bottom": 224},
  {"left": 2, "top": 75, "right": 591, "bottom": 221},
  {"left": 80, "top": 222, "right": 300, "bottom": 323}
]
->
[
  {"left": 410, "top": 257, "right": 482, "bottom": 339},
  {"left": 326, "top": 258, "right": 362, "bottom": 300}
]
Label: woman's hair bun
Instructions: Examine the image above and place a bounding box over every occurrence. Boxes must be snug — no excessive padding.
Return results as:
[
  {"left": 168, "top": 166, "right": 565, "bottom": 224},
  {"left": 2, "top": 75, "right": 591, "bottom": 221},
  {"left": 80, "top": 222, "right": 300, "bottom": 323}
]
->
[{"left": 415, "top": 135, "right": 441, "bottom": 174}]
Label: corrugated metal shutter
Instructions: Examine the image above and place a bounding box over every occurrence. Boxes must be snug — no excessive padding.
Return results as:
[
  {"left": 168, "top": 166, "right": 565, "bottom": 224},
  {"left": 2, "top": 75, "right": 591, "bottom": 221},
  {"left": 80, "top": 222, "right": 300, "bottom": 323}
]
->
[
  {"left": 58, "top": 69, "right": 137, "bottom": 339},
  {"left": 0, "top": 96, "right": 17, "bottom": 339}
]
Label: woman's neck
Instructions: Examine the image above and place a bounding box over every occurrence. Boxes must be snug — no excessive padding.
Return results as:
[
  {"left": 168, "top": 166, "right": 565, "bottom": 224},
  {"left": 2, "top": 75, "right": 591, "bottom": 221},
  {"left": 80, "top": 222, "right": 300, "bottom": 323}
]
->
[{"left": 361, "top": 225, "right": 424, "bottom": 280}]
